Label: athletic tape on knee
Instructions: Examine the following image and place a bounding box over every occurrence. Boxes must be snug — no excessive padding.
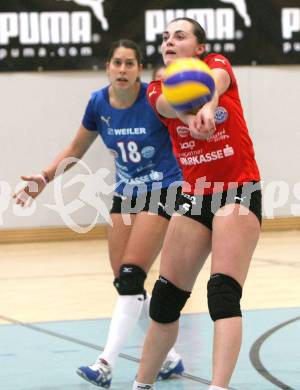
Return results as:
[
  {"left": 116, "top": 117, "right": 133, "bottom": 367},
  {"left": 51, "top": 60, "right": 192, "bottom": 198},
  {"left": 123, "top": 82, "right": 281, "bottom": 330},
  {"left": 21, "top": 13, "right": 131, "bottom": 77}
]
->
[
  {"left": 207, "top": 273, "right": 242, "bottom": 321},
  {"left": 113, "top": 264, "right": 147, "bottom": 296},
  {"left": 150, "top": 276, "right": 191, "bottom": 323}
]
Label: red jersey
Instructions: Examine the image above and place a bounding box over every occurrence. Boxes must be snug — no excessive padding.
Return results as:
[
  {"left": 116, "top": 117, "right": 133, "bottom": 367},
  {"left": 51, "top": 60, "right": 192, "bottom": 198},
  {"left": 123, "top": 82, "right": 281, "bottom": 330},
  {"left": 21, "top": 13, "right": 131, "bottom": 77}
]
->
[{"left": 147, "top": 53, "right": 260, "bottom": 195}]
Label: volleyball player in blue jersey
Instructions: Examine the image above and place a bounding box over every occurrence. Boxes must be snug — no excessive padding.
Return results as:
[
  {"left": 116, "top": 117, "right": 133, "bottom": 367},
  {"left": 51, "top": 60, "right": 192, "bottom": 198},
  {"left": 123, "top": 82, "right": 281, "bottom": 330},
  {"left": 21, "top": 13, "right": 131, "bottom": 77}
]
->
[{"left": 14, "top": 40, "right": 183, "bottom": 388}]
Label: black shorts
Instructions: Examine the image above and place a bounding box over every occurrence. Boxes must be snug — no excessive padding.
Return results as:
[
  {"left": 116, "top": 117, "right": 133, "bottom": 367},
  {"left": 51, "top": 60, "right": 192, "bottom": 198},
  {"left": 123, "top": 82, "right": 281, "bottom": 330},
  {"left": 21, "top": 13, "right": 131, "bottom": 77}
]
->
[
  {"left": 175, "top": 182, "right": 262, "bottom": 230},
  {"left": 110, "top": 186, "right": 182, "bottom": 221}
]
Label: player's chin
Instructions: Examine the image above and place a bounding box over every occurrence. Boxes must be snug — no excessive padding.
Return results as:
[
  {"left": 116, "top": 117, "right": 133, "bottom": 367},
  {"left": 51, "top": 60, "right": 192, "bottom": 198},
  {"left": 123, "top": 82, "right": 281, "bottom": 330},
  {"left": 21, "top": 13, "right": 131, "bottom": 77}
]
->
[{"left": 163, "top": 54, "right": 177, "bottom": 66}]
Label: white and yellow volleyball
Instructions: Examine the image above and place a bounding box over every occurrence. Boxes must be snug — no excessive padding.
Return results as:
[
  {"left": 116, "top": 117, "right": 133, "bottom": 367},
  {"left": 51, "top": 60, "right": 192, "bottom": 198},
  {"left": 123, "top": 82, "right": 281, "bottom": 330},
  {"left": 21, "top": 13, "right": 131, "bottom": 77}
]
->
[{"left": 162, "top": 58, "right": 215, "bottom": 111}]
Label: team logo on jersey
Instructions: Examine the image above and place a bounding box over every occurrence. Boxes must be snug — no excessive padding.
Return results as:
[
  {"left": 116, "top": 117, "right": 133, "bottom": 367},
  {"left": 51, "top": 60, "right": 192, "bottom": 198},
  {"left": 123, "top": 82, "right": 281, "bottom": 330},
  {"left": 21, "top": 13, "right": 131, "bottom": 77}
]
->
[
  {"left": 176, "top": 126, "right": 190, "bottom": 138},
  {"left": 101, "top": 115, "right": 111, "bottom": 126},
  {"left": 214, "top": 57, "right": 227, "bottom": 65},
  {"left": 149, "top": 170, "right": 163, "bottom": 181},
  {"left": 149, "top": 87, "right": 157, "bottom": 97},
  {"left": 141, "top": 146, "right": 155, "bottom": 159},
  {"left": 214, "top": 106, "right": 228, "bottom": 124},
  {"left": 180, "top": 140, "right": 196, "bottom": 150},
  {"left": 223, "top": 144, "right": 234, "bottom": 157}
]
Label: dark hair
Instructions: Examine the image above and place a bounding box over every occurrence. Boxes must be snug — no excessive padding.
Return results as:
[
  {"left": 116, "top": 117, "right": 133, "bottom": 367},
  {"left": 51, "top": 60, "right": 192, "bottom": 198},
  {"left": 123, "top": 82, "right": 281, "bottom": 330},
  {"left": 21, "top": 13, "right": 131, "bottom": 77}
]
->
[
  {"left": 107, "top": 39, "right": 143, "bottom": 64},
  {"left": 170, "top": 17, "right": 206, "bottom": 44}
]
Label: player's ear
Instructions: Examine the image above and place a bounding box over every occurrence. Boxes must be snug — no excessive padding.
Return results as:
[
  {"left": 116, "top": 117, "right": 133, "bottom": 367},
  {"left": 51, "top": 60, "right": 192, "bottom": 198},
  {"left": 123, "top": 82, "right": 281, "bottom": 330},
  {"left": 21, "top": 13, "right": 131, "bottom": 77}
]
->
[{"left": 196, "top": 44, "right": 205, "bottom": 57}]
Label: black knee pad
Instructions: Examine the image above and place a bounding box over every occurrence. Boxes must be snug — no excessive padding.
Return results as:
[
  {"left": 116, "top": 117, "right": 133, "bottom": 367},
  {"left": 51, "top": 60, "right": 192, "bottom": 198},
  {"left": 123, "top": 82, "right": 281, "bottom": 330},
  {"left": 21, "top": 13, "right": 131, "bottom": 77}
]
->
[
  {"left": 207, "top": 273, "right": 242, "bottom": 321},
  {"left": 150, "top": 276, "right": 191, "bottom": 323},
  {"left": 113, "top": 264, "right": 147, "bottom": 296}
]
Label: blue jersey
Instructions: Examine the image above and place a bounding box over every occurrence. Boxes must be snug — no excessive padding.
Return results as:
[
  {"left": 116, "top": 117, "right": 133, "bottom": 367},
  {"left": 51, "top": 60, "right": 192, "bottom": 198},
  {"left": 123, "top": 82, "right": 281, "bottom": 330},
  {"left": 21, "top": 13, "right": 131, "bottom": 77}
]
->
[{"left": 82, "top": 83, "right": 182, "bottom": 195}]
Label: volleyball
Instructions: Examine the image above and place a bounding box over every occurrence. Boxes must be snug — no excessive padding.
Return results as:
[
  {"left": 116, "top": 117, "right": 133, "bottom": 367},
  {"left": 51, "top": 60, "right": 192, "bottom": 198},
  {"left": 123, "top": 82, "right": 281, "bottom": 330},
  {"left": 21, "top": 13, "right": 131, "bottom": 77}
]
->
[{"left": 162, "top": 58, "right": 215, "bottom": 111}]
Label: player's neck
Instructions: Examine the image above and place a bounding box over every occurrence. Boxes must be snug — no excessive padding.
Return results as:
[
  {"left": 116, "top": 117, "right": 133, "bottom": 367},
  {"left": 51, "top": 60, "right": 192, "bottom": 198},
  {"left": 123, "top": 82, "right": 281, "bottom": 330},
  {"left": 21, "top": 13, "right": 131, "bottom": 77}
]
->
[{"left": 109, "top": 82, "right": 140, "bottom": 109}]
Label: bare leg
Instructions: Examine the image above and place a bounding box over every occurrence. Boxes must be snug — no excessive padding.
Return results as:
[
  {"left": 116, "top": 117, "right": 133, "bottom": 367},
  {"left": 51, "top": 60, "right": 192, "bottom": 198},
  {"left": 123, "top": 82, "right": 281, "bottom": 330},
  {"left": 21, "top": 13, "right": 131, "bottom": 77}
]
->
[
  {"left": 136, "top": 215, "right": 212, "bottom": 384},
  {"left": 107, "top": 213, "right": 134, "bottom": 277},
  {"left": 102, "top": 212, "right": 169, "bottom": 367},
  {"left": 138, "top": 320, "right": 179, "bottom": 383},
  {"left": 212, "top": 317, "right": 242, "bottom": 387},
  {"left": 138, "top": 292, "right": 181, "bottom": 363},
  {"left": 210, "top": 204, "right": 260, "bottom": 387},
  {"left": 121, "top": 212, "right": 168, "bottom": 271}
]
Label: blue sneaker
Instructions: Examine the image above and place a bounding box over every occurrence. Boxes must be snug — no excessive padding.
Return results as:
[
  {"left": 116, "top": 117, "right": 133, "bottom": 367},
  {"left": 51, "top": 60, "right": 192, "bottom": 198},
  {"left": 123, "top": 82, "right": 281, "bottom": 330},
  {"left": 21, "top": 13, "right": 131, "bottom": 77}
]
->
[
  {"left": 157, "top": 356, "right": 184, "bottom": 380},
  {"left": 76, "top": 358, "right": 112, "bottom": 388}
]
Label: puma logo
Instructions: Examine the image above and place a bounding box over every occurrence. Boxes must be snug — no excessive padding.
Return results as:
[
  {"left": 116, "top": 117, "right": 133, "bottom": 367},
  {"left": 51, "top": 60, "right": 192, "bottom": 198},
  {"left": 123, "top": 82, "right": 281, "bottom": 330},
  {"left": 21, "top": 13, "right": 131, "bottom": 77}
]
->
[
  {"left": 149, "top": 88, "right": 157, "bottom": 97},
  {"left": 60, "top": 0, "right": 109, "bottom": 30},
  {"left": 214, "top": 58, "right": 227, "bottom": 65},
  {"left": 101, "top": 115, "right": 111, "bottom": 126},
  {"left": 219, "top": 0, "right": 252, "bottom": 28}
]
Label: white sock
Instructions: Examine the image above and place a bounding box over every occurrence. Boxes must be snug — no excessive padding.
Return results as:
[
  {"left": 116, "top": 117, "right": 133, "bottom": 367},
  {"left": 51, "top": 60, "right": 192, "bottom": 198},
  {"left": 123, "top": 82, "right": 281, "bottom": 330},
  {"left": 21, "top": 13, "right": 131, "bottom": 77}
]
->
[
  {"left": 100, "top": 294, "right": 144, "bottom": 368},
  {"left": 137, "top": 292, "right": 151, "bottom": 332},
  {"left": 132, "top": 380, "right": 154, "bottom": 389},
  {"left": 209, "top": 386, "right": 227, "bottom": 390},
  {"left": 138, "top": 293, "right": 181, "bottom": 363}
]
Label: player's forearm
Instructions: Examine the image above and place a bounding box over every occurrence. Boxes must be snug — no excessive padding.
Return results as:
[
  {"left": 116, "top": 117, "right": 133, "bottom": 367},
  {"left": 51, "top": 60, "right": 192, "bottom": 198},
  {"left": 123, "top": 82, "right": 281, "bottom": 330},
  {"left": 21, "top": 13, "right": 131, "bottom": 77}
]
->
[
  {"left": 175, "top": 111, "right": 195, "bottom": 126},
  {"left": 202, "top": 90, "right": 219, "bottom": 114},
  {"left": 156, "top": 95, "right": 177, "bottom": 118}
]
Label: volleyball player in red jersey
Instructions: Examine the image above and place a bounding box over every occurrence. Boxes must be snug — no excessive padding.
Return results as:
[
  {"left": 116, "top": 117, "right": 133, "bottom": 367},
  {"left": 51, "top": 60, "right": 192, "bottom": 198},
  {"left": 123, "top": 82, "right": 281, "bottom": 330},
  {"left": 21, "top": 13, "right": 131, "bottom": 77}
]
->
[{"left": 132, "top": 17, "right": 262, "bottom": 390}]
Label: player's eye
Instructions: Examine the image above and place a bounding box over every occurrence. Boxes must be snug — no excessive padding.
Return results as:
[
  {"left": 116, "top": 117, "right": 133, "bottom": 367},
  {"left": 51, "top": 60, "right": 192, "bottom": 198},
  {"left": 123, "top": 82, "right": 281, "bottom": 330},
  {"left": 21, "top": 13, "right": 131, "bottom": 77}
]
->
[
  {"left": 175, "top": 32, "right": 185, "bottom": 40},
  {"left": 112, "top": 59, "right": 122, "bottom": 66},
  {"left": 125, "top": 61, "right": 135, "bottom": 67}
]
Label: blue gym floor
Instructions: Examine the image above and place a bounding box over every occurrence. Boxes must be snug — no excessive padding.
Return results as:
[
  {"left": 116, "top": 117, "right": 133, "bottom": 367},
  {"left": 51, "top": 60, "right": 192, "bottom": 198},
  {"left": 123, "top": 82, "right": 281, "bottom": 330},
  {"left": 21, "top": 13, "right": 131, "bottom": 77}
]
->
[{"left": 1, "top": 307, "right": 299, "bottom": 390}]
